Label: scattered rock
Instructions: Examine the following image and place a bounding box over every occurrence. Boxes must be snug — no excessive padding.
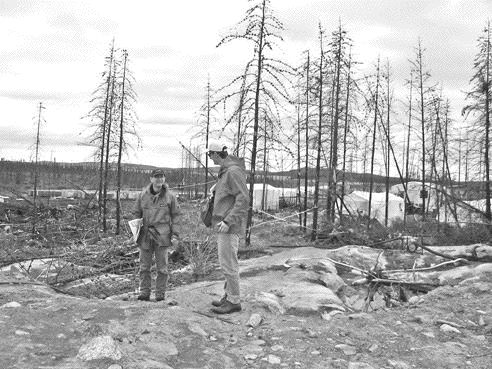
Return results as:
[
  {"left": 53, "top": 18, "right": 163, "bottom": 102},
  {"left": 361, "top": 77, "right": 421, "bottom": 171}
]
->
[
  {"left": 187, "top": 321, "right": 208, "bottom": 337},
  {"left": 270, "top": 289, "right": 286, "bottom": 297},
  {"left": 244, "top": 353, "right": 258, "bottom": 360},
  {"left": 407, "top": 315, "right": 425, "bottom": 324},
  {"left": 77, "top": 335, "right": 122, "bottom": 361},
  {"left": 167, "top": 299, "right": 178, "bottom": 306},
  {"left": 321, "top": 309, "right": 344, "bottom": 321},
  {"left": 271, "top": 344, "right": 284, "bottom": 352},
  {"left": 246, "top": 313, "right": 263, "bottom": 327},
  {"left": 408, "top": 296, "right": 421, "bottom": 305},
  {"left": 440, "top": 324, "right": 461, "bottom": 334},
  {"left": 387, "top": 359, "right": 412, "bottom": 369},
  {"left": 335, "top": 344, "right": 357, "bottom": 356},
  {"left": 266, "top": 354, "right": 281, "bottom": 364},
  {"left": 436, "top": 319, "right": 463, "bottom": 328},
  {"left": 242, "top": 342, "right": 265, "bottom": 353},
  {"left": 422, "top": 331, "right": 435, "bottom": 338},
  {"left": 1, "top": 301, "right": 21, "bottom": 308},
  {"left": 348, "top": 363, "right": 376, "bottom": 369},
  {"left": 348, "top": 313, "right": 374, "bottom": 321},
  {"left": 255, "top": 292, "right": 285, "bottom": 314},
  {"left": 281, "top": 279, "right": 344, "bottom": 315},
  {"left": 1, "top": 244, "right": 491, "bottom": 369},
  {"left": 303, "top": 328, "right": 318, "bottom": 338}
]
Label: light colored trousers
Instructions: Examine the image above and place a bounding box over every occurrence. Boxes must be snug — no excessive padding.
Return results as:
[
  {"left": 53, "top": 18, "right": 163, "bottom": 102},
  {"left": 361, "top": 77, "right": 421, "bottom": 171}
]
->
[
  {"left": 217, "top": 232, "right": 240, "bottom": 304},
  {"left": 139, "top": 242, "right": 169, "bottom": 297}
]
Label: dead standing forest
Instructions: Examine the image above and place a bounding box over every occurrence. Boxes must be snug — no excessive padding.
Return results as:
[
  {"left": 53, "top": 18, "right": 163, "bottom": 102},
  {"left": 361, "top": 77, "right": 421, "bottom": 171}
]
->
[{"left": 1, "top": 1, "right": 492, "bottom": 296}]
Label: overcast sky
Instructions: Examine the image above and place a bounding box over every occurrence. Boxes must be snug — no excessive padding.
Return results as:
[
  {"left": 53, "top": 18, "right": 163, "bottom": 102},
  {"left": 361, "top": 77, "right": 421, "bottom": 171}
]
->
[{"left": 1, "top": 0, "right": 491, "bottom": 168}]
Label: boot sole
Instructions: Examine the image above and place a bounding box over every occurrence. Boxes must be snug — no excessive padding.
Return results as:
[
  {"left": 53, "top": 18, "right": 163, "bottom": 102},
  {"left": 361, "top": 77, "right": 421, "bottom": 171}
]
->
[{"left": 211, "top": 306, "right": 242, "bottom": 314}]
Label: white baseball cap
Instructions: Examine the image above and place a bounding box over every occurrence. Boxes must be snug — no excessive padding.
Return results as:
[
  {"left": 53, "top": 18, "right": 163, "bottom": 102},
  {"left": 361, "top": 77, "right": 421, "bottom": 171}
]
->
[{"left": 206, "top": 140, "right": 228, "bottom": 153}]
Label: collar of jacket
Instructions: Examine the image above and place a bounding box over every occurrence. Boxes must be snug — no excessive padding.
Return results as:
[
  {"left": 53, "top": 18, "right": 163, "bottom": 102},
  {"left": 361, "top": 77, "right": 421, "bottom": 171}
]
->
[
  {"left": 146, "top": 183, "right": 168, "bottom": 199},
  {"left": 218, "top": 155, "right": 245, "bottom": 178}
]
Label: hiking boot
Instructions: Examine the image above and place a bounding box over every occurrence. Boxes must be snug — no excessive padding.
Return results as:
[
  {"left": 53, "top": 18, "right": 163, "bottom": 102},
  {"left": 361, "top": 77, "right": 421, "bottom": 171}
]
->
[
  {"left": 155, "top": 295, "right": 165, "bottom": 302},
  {"left": 137, "top": 294, "right": 150, "bottom": 301},
  {"left": 211, "top": 300, "right": 242, "bottom": 314},
  {"left": 211, "top": 295, "right": 227, "bottom": 307}
]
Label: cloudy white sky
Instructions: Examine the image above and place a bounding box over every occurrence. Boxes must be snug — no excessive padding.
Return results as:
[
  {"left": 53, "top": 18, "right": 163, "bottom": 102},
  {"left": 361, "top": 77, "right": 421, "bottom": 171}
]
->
[{"left": 1, "top": 0, "right": 491, "bottom": 168}]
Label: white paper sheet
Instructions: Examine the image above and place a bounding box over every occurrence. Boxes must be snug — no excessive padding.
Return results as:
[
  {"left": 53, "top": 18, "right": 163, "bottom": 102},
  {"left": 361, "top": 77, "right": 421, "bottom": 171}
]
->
[{"left": 128, "top": 218, "right": 143, "bottom": 243}]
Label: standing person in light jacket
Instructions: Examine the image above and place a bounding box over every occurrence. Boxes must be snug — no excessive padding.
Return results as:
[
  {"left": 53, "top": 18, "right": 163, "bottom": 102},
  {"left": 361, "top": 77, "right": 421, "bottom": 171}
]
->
[
  {"left": 206, "top": 140, "right": 249, "bottom": 314},
  {"left": 132, "top": 168, "right": 180, "bottom": 302}
]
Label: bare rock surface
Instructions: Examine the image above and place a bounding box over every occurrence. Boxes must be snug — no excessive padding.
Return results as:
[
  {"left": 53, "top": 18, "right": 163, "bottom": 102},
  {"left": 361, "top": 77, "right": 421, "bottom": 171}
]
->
[{"left": 1, "top": 245, "right": 491, "bottom": 368}]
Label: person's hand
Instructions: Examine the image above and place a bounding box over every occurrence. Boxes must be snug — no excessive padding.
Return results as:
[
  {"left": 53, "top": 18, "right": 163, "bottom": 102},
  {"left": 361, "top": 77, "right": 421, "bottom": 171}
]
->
[
  {"left": 217, "top": 221, "right": 230, "bottom": 233},
  {"left": 171, "top": 234, "right": 180, "bottom": 248}
]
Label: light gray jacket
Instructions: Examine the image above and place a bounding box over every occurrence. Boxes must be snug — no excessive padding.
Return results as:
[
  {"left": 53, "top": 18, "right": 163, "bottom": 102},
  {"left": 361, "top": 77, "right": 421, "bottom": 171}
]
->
[{"left": 211, "top": 155, "right": 249, "bottom": 234}]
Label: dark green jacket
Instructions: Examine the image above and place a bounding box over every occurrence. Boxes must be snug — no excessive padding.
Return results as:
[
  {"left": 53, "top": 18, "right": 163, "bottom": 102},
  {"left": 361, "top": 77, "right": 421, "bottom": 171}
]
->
[{"left": 133, "top": 183, "right": 180, "bottom": 249}]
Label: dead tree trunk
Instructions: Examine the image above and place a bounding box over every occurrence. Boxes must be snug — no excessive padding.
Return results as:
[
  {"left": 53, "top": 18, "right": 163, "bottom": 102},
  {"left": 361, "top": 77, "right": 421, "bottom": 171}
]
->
[
  {"left": 103, "top": 61, "right": 117, "bottom": 233},
  {"left": 245, "top": 0, "right": 266, "bottom": 247},
  {"left": 367, "top": 58, "right": 380, "bottom": 229},
  {"left": 303, "top": 51, "right": 310, "bottom": 231},
  {"left": 32, "top": 102, "right": 44, "bottom": 233},
  {"left": 340, "top": 48, "right": 352, "bottom": 223},
  {"left": 404, "top": 72, "right": 413, "bottom": 227},
  {"left": 384, "top": 60, "right": 391, "bottom": 227},
  {"left": 115, "top": 50, "right": 128, "bottom": 235},
  {"left": 311, "top": 26, "right": 324, "bottom": 241}
]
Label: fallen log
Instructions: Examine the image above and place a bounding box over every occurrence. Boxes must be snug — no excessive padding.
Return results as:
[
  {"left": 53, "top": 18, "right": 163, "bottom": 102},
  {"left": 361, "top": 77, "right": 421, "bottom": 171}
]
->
[
  {"left": 368, "top": 278, "right": 438, "bottom": 293},
  {"left": 383, "top": 258, "right": 469, "bottom": 274}
]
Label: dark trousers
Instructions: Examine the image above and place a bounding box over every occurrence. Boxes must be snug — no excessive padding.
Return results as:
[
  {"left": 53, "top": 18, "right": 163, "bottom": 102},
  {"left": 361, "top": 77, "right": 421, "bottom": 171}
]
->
[{"left": 139, "top": 241, "right": 169, "bottom": 297}]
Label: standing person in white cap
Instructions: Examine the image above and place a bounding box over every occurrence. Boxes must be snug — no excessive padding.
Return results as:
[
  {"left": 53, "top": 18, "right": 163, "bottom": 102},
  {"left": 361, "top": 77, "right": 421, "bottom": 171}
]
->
[
  {"left": 132, "top": 168, "right": 181, "bottom": 302},
  {"left": 206, "top": 140, "right": 249, "bottom": 314}
]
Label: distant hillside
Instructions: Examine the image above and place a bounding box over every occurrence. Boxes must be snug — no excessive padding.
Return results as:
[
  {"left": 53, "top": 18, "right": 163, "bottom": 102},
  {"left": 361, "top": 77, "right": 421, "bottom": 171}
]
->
[
  {"left": 4, "top": 159, "right": 476, "bottom": 198},
  {"left": 0, "top": 160, "right": 185, "bottom": 193},
  {"left": 0, "top": 160, "right": 411, "bottom": 193}
]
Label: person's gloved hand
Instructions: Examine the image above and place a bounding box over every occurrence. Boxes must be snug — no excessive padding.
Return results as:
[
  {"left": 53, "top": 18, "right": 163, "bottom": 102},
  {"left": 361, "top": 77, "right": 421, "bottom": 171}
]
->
[
  {"left": 209, "top": 184, "right": 216, "bottom": 196},
  {"left": 217, "top": 221, "right": 230, "bottom": 233}
]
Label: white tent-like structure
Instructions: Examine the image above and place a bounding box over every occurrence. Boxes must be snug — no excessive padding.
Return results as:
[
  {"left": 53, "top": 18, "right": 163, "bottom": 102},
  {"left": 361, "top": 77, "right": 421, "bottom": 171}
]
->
[
  {"left": 247, "top": 184, "right": 281, "bottom": 211},
  {"left": 390, "top": 181, "right": 438, "bottom": 210},
  {"left": 339, "top": 190, "right": 405, "bottom": 225},
  {"left": 438, "top": 198, "right": 488, "bottom": 225}
]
